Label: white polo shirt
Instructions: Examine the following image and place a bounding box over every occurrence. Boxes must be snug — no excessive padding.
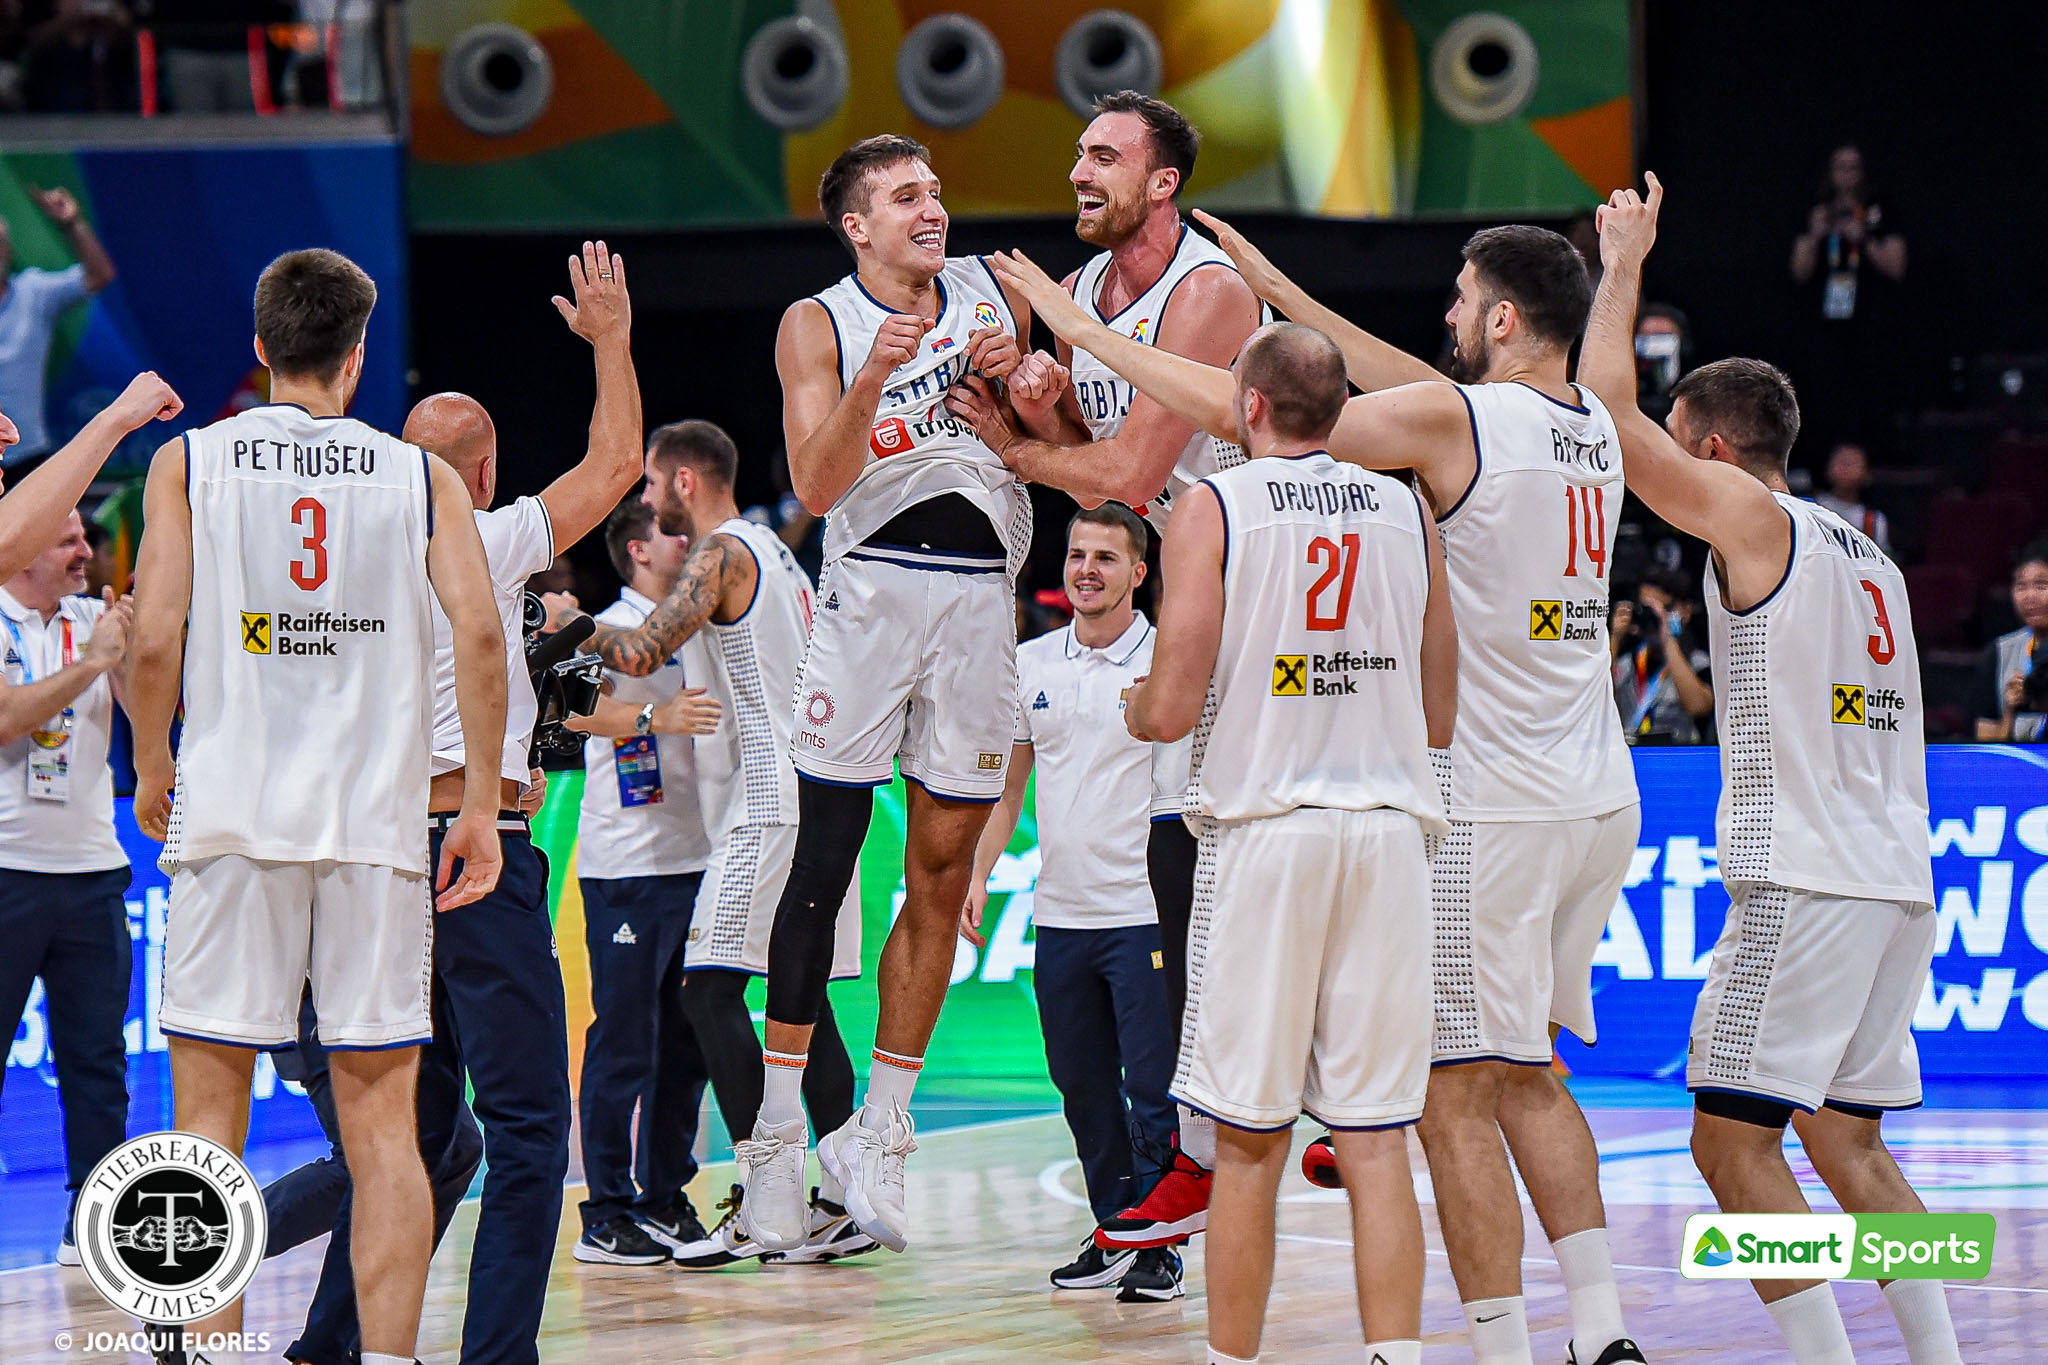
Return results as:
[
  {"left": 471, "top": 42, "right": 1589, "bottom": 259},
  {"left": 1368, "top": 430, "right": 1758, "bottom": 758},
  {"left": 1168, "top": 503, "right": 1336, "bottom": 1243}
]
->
[
  {"left": 1014, "top": 614, "right": 1157, "bottom": 930},
  {"left": 0, "top": 587, "right": 124, "bottom": 873},
  {"left": 577, "top": 588, "right": 711, "bottom": 880},
  {"left": 431, "top": 494, "right": 552, "bottom": 788}
]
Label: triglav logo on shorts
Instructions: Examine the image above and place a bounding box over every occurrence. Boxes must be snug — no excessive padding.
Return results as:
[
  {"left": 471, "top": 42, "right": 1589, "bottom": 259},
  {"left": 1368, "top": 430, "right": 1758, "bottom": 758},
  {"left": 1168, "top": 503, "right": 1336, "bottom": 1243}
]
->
[{"left": 74, "top": 1132, "right": 267, "bottom": 1322}]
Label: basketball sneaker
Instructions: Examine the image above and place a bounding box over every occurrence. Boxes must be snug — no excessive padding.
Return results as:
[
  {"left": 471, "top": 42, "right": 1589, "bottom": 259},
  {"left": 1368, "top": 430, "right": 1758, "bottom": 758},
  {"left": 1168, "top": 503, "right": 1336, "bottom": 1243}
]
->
[
  {"left": 1049, "top": 1235, "right": 1136, "bottom": 1290},
  {"left": 573, "top": 1214, "right": 671, "bottom": 1265},
  {"left": 1567, "top": 1339, "right": 1648, "bottom": 1364},
  {"left": 635, "top": 1191, "right": 709, "bottom": 1253},
  {"left": 1115, "top": 1245, "right": 1185, "bottom": 1302},
  {"left": 736, "top": 1116, "right": 811, "bottom": 1252},
  {"left": 1094, "top": 1148, "right": 1210, "bottom": 1249},
  {"left": 762, "top": 1188, "right": 880, "bottom": 1264},
  {"left": 1301, "top": 1132, "right": 1341, "bottom": 1189},
  {"left": 56, "top": 1223, "right": 80, "bottom": 1266},
  {"left": 817, "top": 1103, "right": 916, "bottom": 1253},
  {"left": 673, "top": 1184, "right": 765, "bottom": 1270}
]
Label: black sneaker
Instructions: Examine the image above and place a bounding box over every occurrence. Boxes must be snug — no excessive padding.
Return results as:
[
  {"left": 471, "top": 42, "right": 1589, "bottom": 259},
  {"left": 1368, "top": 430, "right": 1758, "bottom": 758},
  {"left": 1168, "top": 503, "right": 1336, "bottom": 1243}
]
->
[
  {"left": 573, "top": 1213, "right": 671, "bottom": 1265},
  {"left": 1568, "top": 1340, "right": 1647, "bottom": 1365},
  {"left": 672, "top": 1183, "right": 764, "bottom": 1270},
  {"left": 143, "top": 1325, "right": 187, "bottom": 1365},
  {"left": 1049, "top": 1234, "right": 1136, "bottom": 1289},
  {"left": 762, "top": 1188, "right": 881, "bottom": 1264},
  {"left": 636, "top": 1191, "right": 709, "bottom": 1252},
  {"left": 1115, "top": 1244, "right": 1185, "bottom": 1301}
]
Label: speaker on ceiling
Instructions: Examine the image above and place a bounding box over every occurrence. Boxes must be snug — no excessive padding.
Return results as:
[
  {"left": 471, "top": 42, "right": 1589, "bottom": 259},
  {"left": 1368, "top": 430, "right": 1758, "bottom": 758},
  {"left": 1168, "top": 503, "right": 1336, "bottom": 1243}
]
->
[
  {"left": 440, "top": 23, "right": 554, "bottom": 137},
  {"left": 741, "top": 16, "right": 850, "bottom": 133},
  {"left": 895, "top": 14, "right": 1005, "bottom": 130},
  {"left": 1053, "top": 10, "right": 1163, "bottom": 119},
  {"left": 1429, "top": 12, "right": 1540, "bottom": 126}
]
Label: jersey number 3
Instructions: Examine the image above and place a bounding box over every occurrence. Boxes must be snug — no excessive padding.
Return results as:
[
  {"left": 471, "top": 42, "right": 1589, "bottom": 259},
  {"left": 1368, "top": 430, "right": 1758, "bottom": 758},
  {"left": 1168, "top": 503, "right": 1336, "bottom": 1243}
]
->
[
  {"left": 1306, "top": 534, "right": 1361, "bottom": 631},
  {"left": 1860, "top": 579, "right": 1896, "bottom": 664},
  {"left": 290, "top": 496, "right": 328, "bottom": 591}
]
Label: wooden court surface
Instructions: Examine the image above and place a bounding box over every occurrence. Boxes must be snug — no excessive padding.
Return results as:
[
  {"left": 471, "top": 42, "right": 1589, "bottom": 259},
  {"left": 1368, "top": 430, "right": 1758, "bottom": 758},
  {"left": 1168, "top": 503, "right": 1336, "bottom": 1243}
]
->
[{"left": 3, "top": 1109, "right": 2042, "bottom": 1362}]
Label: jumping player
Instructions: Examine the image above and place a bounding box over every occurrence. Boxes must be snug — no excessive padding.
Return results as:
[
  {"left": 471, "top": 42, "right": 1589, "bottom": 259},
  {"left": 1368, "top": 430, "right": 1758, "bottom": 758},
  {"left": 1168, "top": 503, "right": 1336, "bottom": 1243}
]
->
[{"left": 1586, "top": 175, "right": 1959, "bottom": 1365}]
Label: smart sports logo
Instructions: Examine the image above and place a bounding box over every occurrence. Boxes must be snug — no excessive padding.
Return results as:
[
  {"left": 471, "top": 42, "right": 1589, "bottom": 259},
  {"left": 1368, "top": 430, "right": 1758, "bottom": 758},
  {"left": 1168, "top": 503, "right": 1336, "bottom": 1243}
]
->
[
  {"left": 1679, "top": 1213, "right": 1994, "bottom": 1280},
  {"left": 1691, "top": 1225, "right": 1733, "bottom": 1267}
]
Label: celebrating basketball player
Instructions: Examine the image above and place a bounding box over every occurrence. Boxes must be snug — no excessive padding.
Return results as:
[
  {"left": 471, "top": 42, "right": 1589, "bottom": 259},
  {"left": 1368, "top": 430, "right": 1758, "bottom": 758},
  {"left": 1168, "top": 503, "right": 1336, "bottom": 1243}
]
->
[
  {"left": 127, "top": 249, "right": 508, "bottom": 1365},
  {"left": 994, "top": 217, "right": 1646, "bottom": 1365},
  {"left": 1587, "top": 175, "right": 1960, "bottom": 1365},
  {"left": 746, "top": 134, "right": 1035, "bottom": 1255},
  {"left": 1125, "top": 321, "right": 1455, "bottom": 1365},
  {"left": 945, "top": 92, "right": 1264, "bottom": 1249}
]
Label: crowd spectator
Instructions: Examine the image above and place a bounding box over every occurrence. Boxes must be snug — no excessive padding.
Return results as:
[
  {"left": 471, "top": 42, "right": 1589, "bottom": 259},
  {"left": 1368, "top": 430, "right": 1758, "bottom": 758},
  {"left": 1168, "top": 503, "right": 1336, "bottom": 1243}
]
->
[
  {"left": 1789, "top": 144, "right": 1907, "bottom": 452},
  {"left": 0, "top": 186, "right": 117, "bottom": 463},
  {"left": 1813, "top": 441, "right": 1892, "bottom": 554},
  {"left": 1791, "top": 145, "right": 1907, "bottom": 304},
  {"left": 1634, "top": 302, "right": 1691, "bottom": 423},
  {"left": 135, "top": 0, "right": 289, "bottom": 112},
  {"left": 23, "top": 0, "right": 138, "bottom": 112},
  {"left": 1611, "top": 566, "right": 1714, "bottom": 744},
  {"left": 1974, "top": 542, "right": 2048, "bottom": 742}
]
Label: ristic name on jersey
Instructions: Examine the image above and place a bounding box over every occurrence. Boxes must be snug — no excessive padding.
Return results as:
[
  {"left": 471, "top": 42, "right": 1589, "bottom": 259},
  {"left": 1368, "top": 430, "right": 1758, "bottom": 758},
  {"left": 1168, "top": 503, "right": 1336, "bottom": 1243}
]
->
[{"left": 226, "top": 436, "right": 385, "bottom": 478}]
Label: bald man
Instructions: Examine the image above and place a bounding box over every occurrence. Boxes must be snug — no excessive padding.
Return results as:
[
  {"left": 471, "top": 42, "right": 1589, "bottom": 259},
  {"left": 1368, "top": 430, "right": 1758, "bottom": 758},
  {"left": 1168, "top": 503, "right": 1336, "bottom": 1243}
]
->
[{"left": 283, "top": 243, "right": 648, "bottom": 1365}]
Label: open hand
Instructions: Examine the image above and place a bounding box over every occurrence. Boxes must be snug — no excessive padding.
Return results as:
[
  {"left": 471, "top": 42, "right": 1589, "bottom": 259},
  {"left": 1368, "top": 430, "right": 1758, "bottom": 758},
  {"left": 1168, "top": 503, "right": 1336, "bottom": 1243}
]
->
[
  {"left": 653, "top": 686, "right": 723, "bottom": 736},
  {"left": 1191, "top": 209, "right": 1287, "bottom": 304},
  {"left": 435, "top": 809, "right": 503, "bottom": 911},
  {"left": 552, "top": 240, "right": 631, "bottom": 344},
  {"left": 989, "top": 251, "right": 1093, "bottom": 346}
]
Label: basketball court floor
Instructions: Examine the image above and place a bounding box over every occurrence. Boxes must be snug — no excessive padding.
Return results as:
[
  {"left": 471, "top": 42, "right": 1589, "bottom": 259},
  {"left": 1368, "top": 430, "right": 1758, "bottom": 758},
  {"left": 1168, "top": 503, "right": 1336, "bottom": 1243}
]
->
[{"left": 2, "top": 1081, "right": 2042, "bottom": 1362}]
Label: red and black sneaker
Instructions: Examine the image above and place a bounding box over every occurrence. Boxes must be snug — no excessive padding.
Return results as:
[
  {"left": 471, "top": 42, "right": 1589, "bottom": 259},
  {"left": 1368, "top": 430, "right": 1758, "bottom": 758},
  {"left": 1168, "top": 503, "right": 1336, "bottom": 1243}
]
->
[
  {"left": 1094, "top": 1148, "right": 1211, "bottom": 1249},
  {"left": 1301, "top": 1132, "right": 1342, "bottom": 1190}
]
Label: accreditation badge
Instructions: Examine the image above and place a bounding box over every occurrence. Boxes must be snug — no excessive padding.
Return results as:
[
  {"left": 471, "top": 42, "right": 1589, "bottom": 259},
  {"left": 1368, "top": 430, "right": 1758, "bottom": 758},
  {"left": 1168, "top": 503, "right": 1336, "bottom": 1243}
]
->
[{"left": 27, "top": 711, "right": 73, "bottom": 803}]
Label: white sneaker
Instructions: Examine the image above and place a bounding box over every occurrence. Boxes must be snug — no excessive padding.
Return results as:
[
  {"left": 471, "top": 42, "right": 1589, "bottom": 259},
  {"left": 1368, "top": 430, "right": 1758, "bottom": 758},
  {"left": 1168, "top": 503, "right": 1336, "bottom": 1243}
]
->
[
  {"left": 735, "top": 1117, "right": 810, "bottom": 1252},
  {"left": 761, "top": 1188, "right": 880, "bottom": 1265},
  {"left": 817, "top": 1104, "right": 916, "bottom": 1254}
]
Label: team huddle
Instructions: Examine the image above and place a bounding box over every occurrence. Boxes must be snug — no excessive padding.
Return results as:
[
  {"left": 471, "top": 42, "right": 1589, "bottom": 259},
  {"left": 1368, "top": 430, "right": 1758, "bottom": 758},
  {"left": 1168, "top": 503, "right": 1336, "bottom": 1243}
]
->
[{"left": 132, "top": 90, "right": 1960, "bottom": 1365}]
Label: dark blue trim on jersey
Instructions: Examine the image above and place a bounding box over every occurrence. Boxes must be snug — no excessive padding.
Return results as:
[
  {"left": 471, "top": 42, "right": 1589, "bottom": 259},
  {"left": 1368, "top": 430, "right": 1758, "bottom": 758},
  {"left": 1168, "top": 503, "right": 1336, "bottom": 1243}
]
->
[
  {"left": 720, "top": 530, "right": 763, "bottom": 622},
  {"left": 794, "top": 767, "right": 893, "bottom": 790},
  {"left": 1721, "top": 503, "right": 1799, "bottom": 617},
  {"left": 1830, "top": 1095, "right": 1925, "bottom": 1113},
  {"left": 1171, "top": 1092, "right": 1296, "bottom": 1133},
  {"left": 324, "top": 1034, "right": 434, "bottom": 1053},
  {"left": 846, "top": 545, "right": 1006, "bottom": 575},
  {"left": 1304, "top": 1110, "right": 1421, "bottom": 1133},
  {"left": 903, "top": 773, "right": 1002, "bottom": 806},
  {"left": 1090, "top": 221, "right": 1189, "bottom": 327},
  {"left": 1150, "top": 812, "right": 1184, "bottom": 823},
  {"left": 853, "top": 270, "right": 947, "bottom": 325},
  {"left": 181, "top": 430, "right": 193, "bottom": 498},
  {"left": 812, "top": 296, "right": 847, "bottom": 394},
  {"left": 1688, "top": 1083, "right": 1820, "bottom": 1116},
  {"left": 1411, "top": 485, "right": 1433, "bottom": 589},
  {"left": 1274, "top": 450, "right": 1329, "bottom": 461},
  {"left": 422, "top": 448, "right": 434, "bottom": 538},
  {"left": 160, "top": 1025, "right": 285, "bottom": 1050},
  {"left": 1198, "top": 475, "right": 1230, "bottom": 578},
  {"left": 1430, "top": 1052, "right": 1552, "bottom": 1069},
  {"left": 1513, "top": 380, "right": 1590, "bottom": 414},
  {"left": 1436, "top": 387, "right": 1483, "bottom": 523}
]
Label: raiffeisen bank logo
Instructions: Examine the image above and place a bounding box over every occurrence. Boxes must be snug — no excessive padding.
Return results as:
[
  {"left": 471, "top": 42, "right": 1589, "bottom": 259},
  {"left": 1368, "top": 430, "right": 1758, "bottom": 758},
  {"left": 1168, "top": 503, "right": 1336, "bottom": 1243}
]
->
[
  {"left": 1691, "top": 1225, "right": 1734, "bottom": 1268},
  {"left": 1680, "top": 1214, "right": 1855, "bottom": 1279}
]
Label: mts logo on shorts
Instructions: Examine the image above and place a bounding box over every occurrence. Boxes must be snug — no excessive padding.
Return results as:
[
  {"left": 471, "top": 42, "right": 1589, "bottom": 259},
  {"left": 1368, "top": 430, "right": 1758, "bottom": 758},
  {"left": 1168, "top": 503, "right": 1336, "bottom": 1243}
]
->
[{"left": 1832, "top": 683, "right": 1904, "bottom": 731}]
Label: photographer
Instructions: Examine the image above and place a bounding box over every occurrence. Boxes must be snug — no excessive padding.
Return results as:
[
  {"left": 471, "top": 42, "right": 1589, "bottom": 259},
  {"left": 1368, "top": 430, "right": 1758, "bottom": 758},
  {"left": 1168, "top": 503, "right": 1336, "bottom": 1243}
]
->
[
  {"left": 1975, "top": 542, "right": 2048, "bottom": 742},
  {"left": 1611, "top": 566, "right": 1714, "bottom": 745}
]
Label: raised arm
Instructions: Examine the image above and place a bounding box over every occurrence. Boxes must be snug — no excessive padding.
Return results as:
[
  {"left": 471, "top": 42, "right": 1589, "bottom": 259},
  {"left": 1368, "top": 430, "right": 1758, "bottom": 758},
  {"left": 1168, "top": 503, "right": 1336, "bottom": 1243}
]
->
[
  {"left": 1417, "top": 496, "right": 1457, "bottom": 749},
  {"left": 1192, "top": 210, "right": 1440, "bottom": 393},
  {"left": 32, "top": 187, "right": 115, "bottom": 294},
  {"left": 538, "top": 241, "right": 643, "bottom": 554},
  {"left": 424, "top": 454, "right": 508, "bottom": 909},
  {"left": 1126, "top": 483, "right": 1224, "bottom": 744},
  {"left": 127, "top": 438, "right": 192, "bottom": 842},
  {"left": 582, "top": 529, "right": 758, "bottom": 677},
  {"left": 1322, "top": 382, "right": 1476, "bottom": 516},
  {"left": 778, "top": 298, "right": 926, "bottom": 515},
  {"left": 0, "top": 372, "right": 180, "bottom": 581}
]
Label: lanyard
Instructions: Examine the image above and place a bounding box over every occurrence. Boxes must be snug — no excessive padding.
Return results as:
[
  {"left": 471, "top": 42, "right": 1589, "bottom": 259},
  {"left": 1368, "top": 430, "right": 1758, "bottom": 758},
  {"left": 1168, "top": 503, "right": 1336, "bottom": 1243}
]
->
[
  {"left": 1629, "top": 644, "right": 1666, "bottom": 734},
  {"left": 3, "top": 611, "right": 73, "bottom": 685}
]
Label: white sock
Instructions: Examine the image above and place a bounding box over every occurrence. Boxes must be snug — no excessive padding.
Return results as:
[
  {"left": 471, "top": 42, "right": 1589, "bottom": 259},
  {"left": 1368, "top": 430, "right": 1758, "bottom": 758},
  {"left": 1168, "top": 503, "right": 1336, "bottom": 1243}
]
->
[
  {"left": 1882, "top": 1278, "right": 1963, "bottom": 1365},
  {"left": 760, "top": 1050, "right": 806, "bottom": 1128},
  {"left": 1206, "top": 1349, "right": 1258, "bottom": 1364},
  {"left": 861, "top": 1048, "right": 921, "bottom": 1128},
  {"left": 1364, "top": 1342, "right": 1421, "bottom": 1365},
  {"left": 1766, "top": 1283, "right": 1856, "bottom": 1364},
  {"left": 1552, "top": 1226, "right": 1629, "bottom": 1357},
  {"left": 1178, "top": 1105, "right": 1216, "bottom": 1167},
  {"left": 1463, "top": 1295, "right": 1533, "bottom": 1365},
  {"left": 363, "top": 1354, "right": 412, "bottom": 1365}
]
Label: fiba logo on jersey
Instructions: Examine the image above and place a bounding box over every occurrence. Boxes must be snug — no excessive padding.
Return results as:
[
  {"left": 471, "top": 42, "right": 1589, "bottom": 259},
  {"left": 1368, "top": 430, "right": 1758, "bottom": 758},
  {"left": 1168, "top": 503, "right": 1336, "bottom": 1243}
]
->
[
  {"left": 973, "top": 301, "right": 1000, "bottom": 331},
  {"left": 73, "top": 1132, "right": 267, "bottom": 1323},
  {"left": 1129, "top": 316, "right": 1151, "bottom": 342}
]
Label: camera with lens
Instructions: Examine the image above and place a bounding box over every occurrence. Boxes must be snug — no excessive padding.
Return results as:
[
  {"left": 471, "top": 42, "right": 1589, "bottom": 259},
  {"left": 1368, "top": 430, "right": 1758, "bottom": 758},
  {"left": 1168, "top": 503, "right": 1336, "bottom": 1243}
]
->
[
  {"left": 523, "top": 592, "right": 604, "bottom": 769},
  {"left": 2020, "top": 648, "right": 2048, "bottom": 717}
]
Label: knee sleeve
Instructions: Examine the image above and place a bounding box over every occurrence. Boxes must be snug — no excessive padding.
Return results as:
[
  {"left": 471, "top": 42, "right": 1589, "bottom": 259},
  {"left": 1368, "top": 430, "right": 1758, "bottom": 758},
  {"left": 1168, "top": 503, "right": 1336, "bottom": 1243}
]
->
[
  {"left": 1147, "top": 818, "right": 1197, "bottom": 1026},
  {"left": 1695, "top": 1089, "right": 1795, "bottom": 1130},
  {"left": 765, "top": 778, "right": 872, "bottom": 1027}
]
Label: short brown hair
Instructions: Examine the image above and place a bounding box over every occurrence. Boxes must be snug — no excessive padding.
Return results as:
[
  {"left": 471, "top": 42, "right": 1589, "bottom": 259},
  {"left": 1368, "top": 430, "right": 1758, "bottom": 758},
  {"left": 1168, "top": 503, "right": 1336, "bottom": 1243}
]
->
[
  {"left": 1671, "top": 358, "right": 1801, "bottom": 474},
  {"left": 1461, "top": 225, "right": 1591, "bottom": 350},
  {"left": 253, "top": 249, "right": 377, "bottom": 382},
  {"left": 1091, "top": 91, "right": 1198, "bottom": 195},
  {"left": 1238, "top": 323, "right": 1348, "bottom": 442},
  {"left": 605, "top": 499, "right": 656, "bottom": 581},
  {"left": 648, "top": 419, "right": 738, "bottom": 488},
  {"left": 818, "top": 134, "right": 931, "bottom": 256},
  {"left": 1068, "top": 502, "right": 1148, "bottom": 559}
]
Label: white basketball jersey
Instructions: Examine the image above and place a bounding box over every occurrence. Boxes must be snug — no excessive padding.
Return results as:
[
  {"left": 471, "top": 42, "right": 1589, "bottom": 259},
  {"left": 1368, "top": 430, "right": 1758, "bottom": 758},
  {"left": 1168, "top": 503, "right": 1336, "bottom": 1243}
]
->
[
  {"left": 1436, "top": 382, "right": 1636, "bottom": 821},
  {"left": 170, "top": 404, "right": 434, "bottom": 874},
  {"left": 1187, "top": 452, "right": 1445, "bottom": 831},
  {"left": 810, "top": 257, "right": 1033, "bottom": 575},
  {"left": 1706, "top": 494, "right": 1933, "bottom": 907},
  {"left": 1066, "top": 224, "right": 1261, "bottom": 532},
  {"left": 695, "top": 518, "right": 815, "bottom": 837}
]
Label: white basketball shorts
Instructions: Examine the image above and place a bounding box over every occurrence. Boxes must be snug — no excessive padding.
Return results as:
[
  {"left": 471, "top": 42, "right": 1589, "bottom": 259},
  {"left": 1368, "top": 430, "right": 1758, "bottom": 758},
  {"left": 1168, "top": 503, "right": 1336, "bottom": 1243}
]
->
[
  {"left": 790, "top": 555, "right": 1018, "bottom": 802},
  {"left": 685, "top": 823, "right": 862, "bottom": 980},
  {"left": 159, "top": 855, "right": 433, "bottom": 1049},
  {"left": 1687, "top": 883, "right": 1931, "bottom": 1113},
  {"left": 1431, "top": 804, "right": 1641, "bottom": 1064},
  {"left": 1173, "top": 806, "right": 1432, "bottom": 1130}
]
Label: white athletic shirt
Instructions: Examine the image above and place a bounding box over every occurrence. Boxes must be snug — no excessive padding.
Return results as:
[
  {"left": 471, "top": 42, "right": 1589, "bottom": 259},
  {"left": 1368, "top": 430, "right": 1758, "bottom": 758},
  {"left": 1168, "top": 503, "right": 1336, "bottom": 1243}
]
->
[
  {"left": 1436, "top": 381, "right": 1636, "bottom": 822},
  {"left": 1187, "top": 452, "right": 1445, "bottom": 831},
  {"left": 810, "top": 256, "right": 1033, "bottom": 576},
  {"left": 1065, "top": 223, "right": 1259, "bottom": 533},
  {"left": 0, "top": 589, "right": 124, "bottom": 873},
  {"left": 1014, "top": 615, "right": 1158, "bottom": 929},
  {"left": 1706, "top": 493, "right": 1933, "bottom": 908},
  {"left": 429, "top": 495, "right": 552, "bottom": 788},
  {"left": 692, "top": 517, "right": 815, "bottom": 837},
  {"left": 170, "top": 404, "right": 434, "bottom": 873},
  {"left": 576, "top": 587, "right": 711, "bottom": 879}
]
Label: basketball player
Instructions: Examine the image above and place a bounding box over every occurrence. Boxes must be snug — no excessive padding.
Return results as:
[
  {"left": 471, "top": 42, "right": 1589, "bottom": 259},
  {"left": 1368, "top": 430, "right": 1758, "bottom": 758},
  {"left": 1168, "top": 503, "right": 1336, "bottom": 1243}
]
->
[
  {"left": 1587, "top": 177, "right": 1960, "bottom": 1365},
  {"left": 945, "top": 92, "right": 1264, "bottom": 1247},
  {"left": 126, "top": 248, "right": 509, "bottom": 1365},
  {"left": 745, "top": 133, "right": 1036, "bottom": 1254},
  {"left": 1125, "top": 321, "right": 1454, "bottom": 1365},
  {"left": 570, "top": 419, "right": 875, "bottom": 1268},
  {"left": 994, "top": 219, "right": 1646, "bottom": 1365}
]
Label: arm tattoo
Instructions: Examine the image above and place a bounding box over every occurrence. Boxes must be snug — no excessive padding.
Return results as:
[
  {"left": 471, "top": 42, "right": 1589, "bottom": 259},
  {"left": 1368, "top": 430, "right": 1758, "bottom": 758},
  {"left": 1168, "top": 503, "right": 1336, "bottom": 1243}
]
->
[{"left": 587, "top": 534, "right": 740, "bottom": 676}]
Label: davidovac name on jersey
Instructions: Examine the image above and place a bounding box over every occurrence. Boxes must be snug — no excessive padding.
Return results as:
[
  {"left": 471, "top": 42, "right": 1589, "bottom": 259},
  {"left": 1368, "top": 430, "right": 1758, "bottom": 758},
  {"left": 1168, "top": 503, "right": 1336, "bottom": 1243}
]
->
[
  {"left": 1706, "top": 494, "right": 1933, "bottom": 907},
  {"left": 170, "top": 404, "right": 436, "bottom": 874},
  {"left": 1065, "top": 224, "right": 1265, "bottom": 533},
  {"left": 812, "top": 257, "right": 1033, "bottom": 576},
  {"left": 1185, "top": 452, "right": 1444, "bottom": 833},
  {"left": 694, "top": 517, "right": 814, "bottom": 837},
  {"left": 1435, "top": 382, "right": 1637, "bottom": 822}
]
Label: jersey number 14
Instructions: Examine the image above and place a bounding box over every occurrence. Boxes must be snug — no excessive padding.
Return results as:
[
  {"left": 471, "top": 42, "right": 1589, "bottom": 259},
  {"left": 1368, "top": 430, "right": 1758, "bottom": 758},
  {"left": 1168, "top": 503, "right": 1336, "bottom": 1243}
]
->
[{"left": 1563, "top": 486, "right": 1608, "bottom": 578}]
